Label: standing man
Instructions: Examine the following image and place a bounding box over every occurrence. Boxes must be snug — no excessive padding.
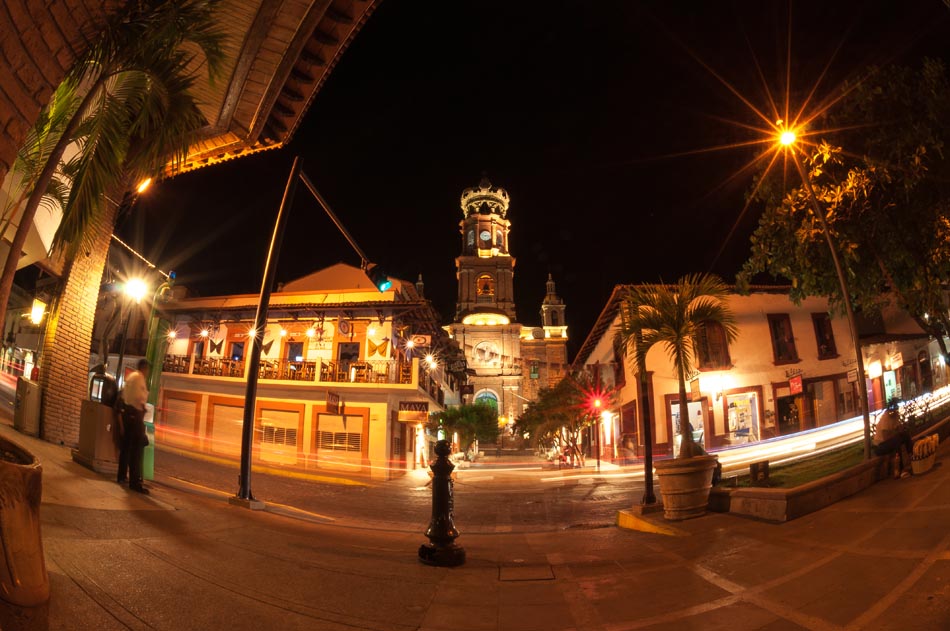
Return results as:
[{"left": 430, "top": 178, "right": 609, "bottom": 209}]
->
[{"left": 116, "top": 359, "right": 150, "bottom": 494}]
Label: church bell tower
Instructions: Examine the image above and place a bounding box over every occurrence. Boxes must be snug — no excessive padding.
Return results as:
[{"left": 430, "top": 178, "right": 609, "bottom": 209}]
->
[{"left": 455, "top": 175, "right": 516, "bottom": 320}]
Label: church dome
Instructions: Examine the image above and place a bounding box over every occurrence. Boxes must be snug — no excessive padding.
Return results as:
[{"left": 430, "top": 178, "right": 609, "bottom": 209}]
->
[{"left": 460, "top": 175, "right": 509, "bottom": 218}]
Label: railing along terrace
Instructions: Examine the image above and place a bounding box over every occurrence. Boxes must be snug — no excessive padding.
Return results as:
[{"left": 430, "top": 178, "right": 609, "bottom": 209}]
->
[{"left": 169, "top": 355, "right": 413, "bottom": 386}]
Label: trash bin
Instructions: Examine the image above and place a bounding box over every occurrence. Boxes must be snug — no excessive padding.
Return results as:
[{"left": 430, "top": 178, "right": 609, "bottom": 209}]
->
[
  {"left": 13, "top": 377, "right": 41, "bottom": 437},
  {"left": 143, "top": 403, "right": 155, "bottom": 481}
]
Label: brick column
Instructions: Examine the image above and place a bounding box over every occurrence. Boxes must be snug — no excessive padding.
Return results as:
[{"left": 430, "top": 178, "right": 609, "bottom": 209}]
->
[{"left": 38, "top": 202, "right": 116, "bottom": 445}]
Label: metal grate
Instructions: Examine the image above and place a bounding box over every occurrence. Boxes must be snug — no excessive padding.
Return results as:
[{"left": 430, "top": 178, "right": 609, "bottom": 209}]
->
[
  {"left": 261, "top": 426, "right": 298, "bottom": 446},
  {"left": 317, "top": 430, "right": 361, "bottom": 452}
]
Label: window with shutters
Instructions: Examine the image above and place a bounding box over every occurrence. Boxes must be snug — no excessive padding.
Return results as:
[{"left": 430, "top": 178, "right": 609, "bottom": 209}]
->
[
  {"left": 812, "top": 313, "right": 837, "bottom": 359},
  {"left": 695, "top": 321, "right": 731, "bottom": 370},
  {"left": 767, "top": 314, "right": 799, "bottom": 363}
]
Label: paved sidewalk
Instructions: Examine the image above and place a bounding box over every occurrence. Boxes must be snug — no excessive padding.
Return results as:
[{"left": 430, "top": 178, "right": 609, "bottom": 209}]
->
[{"left": 3, "top": 421, "right": 950, "bottom": 630}]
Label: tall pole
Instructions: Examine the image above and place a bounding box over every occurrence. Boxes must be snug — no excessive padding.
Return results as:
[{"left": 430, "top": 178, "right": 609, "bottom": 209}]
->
[
  {"left": 115, "top": 300, "right": 131, "bottom": 387},
  {"left": 637, "top": 346, "right": 656, "bottom": 505},
  {"left": 234, "top": 157, "right": 302, "bottom": 504},
  {"left": 595, "top": 416, "right": 601, "bottom": 471},
  {"left": 145, "top": 276, "right": 174, "bottom": 406},
  {"left": 791, "top": 152, "right": 873, "bottom": 459}
]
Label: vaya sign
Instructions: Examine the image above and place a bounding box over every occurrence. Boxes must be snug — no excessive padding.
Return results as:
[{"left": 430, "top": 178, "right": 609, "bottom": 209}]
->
[{"left": 789, "top": 375, "right": 803, "bottom": 395}]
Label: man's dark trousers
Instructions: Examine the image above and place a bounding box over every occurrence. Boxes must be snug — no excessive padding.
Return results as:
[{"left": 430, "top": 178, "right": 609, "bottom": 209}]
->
[{"left": 117, "top": 406, "right": 146, "bottom": 487}]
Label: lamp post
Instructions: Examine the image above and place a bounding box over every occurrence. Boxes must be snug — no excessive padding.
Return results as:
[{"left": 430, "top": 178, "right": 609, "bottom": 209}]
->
[
  {"left": 114, "top": 277, "right": 147, "bottom": 388},
  {"left": 778, "top": 129, "right": 873, "bottom": 459},
  {"left": 636, "top": 330, "right": 657, "bottom": 506},
  {"left": 144, "top": 273, "right": 176, "bottom": 406},
  {"left": 232, "top": 157, "right": 392, "bottom": 508}
]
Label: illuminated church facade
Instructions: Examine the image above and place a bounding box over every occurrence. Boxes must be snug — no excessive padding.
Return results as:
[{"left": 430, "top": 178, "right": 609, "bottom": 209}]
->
[{"left": 445, "top": 177, "right": 569, "bottom": 424}]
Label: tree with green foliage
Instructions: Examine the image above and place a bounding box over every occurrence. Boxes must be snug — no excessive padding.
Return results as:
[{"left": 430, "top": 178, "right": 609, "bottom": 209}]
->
[
  {"left": 615, "top": 274, "right": 737, "bottom": 459},
  {"left": 738, "top": 59, "right": 950, "bottom": 358},
  {"left": 427, "top": 403, "right": 499, "bottom": 454},
  {"left": 515, "top": 373, "right": 614, "bottom": 466},
  {"left": 0, "top": 0, "right": 226, "bottom": 331}
]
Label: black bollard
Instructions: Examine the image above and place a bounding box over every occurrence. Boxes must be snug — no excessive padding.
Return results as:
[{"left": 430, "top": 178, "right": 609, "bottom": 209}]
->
[{"left": 418, "top": 439, "right": 465, "bottom": 566}]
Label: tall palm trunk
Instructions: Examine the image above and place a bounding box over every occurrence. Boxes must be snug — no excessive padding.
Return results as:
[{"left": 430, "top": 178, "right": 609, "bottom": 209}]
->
[
  {"left": 676, "top": 356, "right": 696, "bottom": 458},
  {"left": 0, "top": 77, "right": 105, "bottom": 330}
]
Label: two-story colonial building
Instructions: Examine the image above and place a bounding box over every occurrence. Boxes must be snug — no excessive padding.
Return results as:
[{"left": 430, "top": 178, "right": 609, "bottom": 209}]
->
[
  {"left": 154, "top": 262, "right": 464, "bottom": 479},
  {"left": 573, "top": 285, "right": 949, "bottom": 462}
]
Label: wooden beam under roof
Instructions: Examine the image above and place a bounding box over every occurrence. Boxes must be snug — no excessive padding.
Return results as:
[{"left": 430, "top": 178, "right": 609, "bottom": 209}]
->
[{"left": 167, "top": 0, "right": 380, "bottom": 178}]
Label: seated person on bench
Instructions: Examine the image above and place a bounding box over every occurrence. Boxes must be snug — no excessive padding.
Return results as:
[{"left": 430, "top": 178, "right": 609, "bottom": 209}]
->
[{"left": 873, "top": 400, "right": 913, "bottom": 478}]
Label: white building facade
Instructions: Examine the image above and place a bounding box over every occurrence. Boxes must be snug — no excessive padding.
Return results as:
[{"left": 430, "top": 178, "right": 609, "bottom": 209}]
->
[{"left": 573, "top": 286, "right": 949, "bottom": 462}]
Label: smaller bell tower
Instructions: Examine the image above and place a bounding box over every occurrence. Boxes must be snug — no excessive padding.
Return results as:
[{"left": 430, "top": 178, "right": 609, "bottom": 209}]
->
[{"left": 540, "top": 274, "right": 566, "bottom": 331}]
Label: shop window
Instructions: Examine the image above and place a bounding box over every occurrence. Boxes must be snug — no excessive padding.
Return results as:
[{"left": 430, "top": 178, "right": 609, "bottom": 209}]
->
[
  {"left": 836, "top": 377, "right": 856, "bottom": 420},
  {"left": 767, "top": 314, "right": 798, "bottom": 363},
  {"left": 695, "top": 321, "right": 731, "bottom": 370},
  {"left": 812, "top": 313, "right": 837, "bottom": 359},
  {"left": 919, "top": 350, "right": 934, "bottom": 393},
  {"left": 725, "top": 392, "right": 759, "bottom": 443},
  {"left": 806, "top": 380, "right": 837, "bottom": 427}
]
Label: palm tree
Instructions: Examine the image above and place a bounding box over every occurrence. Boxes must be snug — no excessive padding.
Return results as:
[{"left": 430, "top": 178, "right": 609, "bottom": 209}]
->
[
  {"left": 616, "top": 273, "right": 738, "bottom": 459},
  {"left": 0, "top": 0, "right": 225, "bottom": 329},
  {"left": 0, "top": 81, "right": 77, "bottom": 241}
]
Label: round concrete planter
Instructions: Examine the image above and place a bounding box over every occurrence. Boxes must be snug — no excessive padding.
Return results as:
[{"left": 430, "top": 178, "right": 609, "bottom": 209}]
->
[
  {"left": 0, "top": 435, "right": 49, "bottom": 606},
  {"left": 654, "top": 455, "right": 719, "bottom": 521}
]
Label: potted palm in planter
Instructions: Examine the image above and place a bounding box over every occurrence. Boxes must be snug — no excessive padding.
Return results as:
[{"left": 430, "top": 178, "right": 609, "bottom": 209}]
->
[{"left": 616, "top": 273, "right": 737, "bottom": 520}]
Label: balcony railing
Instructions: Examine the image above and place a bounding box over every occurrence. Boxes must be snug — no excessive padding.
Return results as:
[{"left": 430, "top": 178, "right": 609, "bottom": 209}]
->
[{"left": 163, "top": 355, "right": 415, "bottom": 386}]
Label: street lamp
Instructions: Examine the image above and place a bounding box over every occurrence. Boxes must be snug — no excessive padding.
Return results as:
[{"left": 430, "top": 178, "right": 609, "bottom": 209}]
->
[
  {"left": 114, "top": 276, "right": 147, "bottom": 387},
  {"left": 233, "top": 156, "right": 392, "bottom": 507},
  {"left": 775, "top": 126, "right": 873, "bottom": 459}
]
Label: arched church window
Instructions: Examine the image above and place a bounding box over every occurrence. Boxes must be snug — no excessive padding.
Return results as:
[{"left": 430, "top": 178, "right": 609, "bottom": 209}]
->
[
  {"left": 475, "top": 391, "right": 498, "bottom": 412},
  {"left": 551, "top": 311, "right": 558, "bottom": 326},
  {"left": 495, "top": 230, "right": 503, "bottom": 247},
  {"left": 477, "top": 274, "right": 495, "bottom": 297}
]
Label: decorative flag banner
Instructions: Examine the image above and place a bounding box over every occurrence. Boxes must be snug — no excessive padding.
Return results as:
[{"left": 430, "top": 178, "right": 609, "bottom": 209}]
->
[{"left": 367, "top": 338, "right": 389, "bottom": 357}]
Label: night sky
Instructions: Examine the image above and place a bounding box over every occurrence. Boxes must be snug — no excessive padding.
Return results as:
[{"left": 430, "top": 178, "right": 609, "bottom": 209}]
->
[{"left": 125, "top": 1, "right": 950, "bottom": 360}]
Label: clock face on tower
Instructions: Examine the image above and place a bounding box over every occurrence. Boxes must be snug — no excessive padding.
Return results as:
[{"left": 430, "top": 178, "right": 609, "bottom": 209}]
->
[
  {"left": 473, "top": 341, "right": 500, "bottom": 366},
  {"left": 479, "top": 230, "right": 491, "bottom": 242}
]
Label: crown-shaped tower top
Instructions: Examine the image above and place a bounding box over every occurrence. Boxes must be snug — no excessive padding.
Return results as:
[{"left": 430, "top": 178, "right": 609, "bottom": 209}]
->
[{"left": 460, "top": 174, "right": 509, "bottom": 218}]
